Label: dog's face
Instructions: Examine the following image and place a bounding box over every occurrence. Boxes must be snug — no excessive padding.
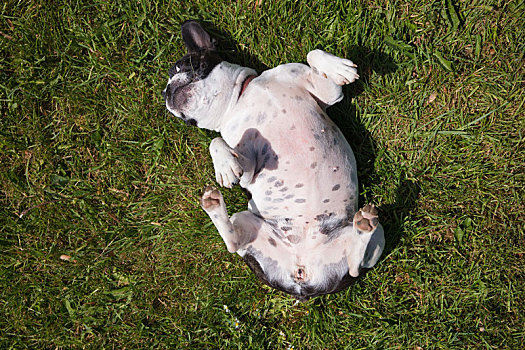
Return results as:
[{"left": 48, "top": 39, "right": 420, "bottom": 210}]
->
[
  {"left": 163, "top": 21, "right": 256, "bottom": 131},
  {"left": 163, "top": 50, "right": 222, "bottom": 125}
]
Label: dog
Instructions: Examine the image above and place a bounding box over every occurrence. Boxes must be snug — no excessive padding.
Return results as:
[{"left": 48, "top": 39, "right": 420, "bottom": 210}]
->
[{"left": 163, "top": 21, "right": 384, "bottom": 300}]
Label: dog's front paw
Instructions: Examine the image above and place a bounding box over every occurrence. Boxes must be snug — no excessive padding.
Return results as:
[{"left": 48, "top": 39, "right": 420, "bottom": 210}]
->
[
  {"left": 201, "top": 186, "right": 224, "bottom": 211},
  {"left": 214, "top": 152, "right": 243, "bottom": 188},
  {"left": 323, "top": 56, "right": 359, "bottom": 86},
  {"left": 354, "top": 204, "right": 379, "bottom": 233},
  {"left": 210, "top": 138, "right": 244, "bottom": 188},
  {"left": 309, "top": 50, "right": 359, "bottom": 86}
]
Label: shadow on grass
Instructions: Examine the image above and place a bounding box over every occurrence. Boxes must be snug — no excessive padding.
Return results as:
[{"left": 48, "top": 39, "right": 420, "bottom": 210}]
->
[
  {"left": 189, "top": 20, "right": 269, "bottom": 74},
  {"left": 321, "top": 47, "right": 420, "bottom": 295}
]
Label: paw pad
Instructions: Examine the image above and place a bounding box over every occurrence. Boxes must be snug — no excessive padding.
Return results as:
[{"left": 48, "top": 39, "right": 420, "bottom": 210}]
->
[
  {"left": 354, "top": 204, "right": 379, "bottom": 233},
  {"left": 201, "top": 186, "right": 223, "bottom": 210}
]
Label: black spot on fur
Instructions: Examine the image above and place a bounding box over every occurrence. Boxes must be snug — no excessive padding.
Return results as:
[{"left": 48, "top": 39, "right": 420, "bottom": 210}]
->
[
  {"left": 332, "top": 184, "right": 341, "bottom": 191},
  {"left": 256, "top": 112, "right": 266, "bottom": 125},
  {"left": 323, "top": 199, "right": 330, "bottom": 203},
  {"left": 268, "top": 238, "right": 277, "bottom": 247},
  {"left": 295, "top": 183, "right": 304, "bottom": 188},
  {"left": 288, "top": 235, "right": 301, "bottom": 244},
  {"left": 295, "top": 199, "right": 306, "bottom": 203}
]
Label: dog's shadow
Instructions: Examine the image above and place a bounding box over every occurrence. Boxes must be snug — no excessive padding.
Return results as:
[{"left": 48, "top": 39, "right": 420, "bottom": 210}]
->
[
  {"left": 198, "top": 20, "right": 270, "bottom": 74},
  {"left": 324, "top": 47, "right": 420, "bottom": 294}
]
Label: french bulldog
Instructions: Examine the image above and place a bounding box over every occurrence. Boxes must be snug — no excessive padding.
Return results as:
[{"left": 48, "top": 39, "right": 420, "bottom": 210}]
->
[{"left": 163, "top": 21, "right": 384, "bottom": 300}]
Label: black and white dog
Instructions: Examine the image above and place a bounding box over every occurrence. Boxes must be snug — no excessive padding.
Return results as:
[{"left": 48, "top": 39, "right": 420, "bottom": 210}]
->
[{"left": 163, "top": 21, "right": 384, "bottom": 300}]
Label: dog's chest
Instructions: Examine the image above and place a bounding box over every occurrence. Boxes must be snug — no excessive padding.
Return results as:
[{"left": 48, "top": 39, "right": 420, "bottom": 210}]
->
[{"left": 221, "top": 78, "right": 358, "bottom": 223}]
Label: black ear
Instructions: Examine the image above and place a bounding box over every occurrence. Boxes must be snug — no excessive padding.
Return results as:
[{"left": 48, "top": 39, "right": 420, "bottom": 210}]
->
[{"left": 181, "top": 20, "right": 216, "bottom": 53}]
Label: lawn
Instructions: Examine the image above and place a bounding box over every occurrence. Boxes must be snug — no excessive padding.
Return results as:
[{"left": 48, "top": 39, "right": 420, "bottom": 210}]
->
[{"left": 1, "top": 0, "right": 524, "bottom": 348}]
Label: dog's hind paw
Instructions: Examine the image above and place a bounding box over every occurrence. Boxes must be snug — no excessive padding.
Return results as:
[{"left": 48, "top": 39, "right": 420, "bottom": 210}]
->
[
  {"left": 201, "top": 186, "right": 224, "bottom": 211},
  {"left": 354, "top": 204, "right": 379, "bottom": 233}
]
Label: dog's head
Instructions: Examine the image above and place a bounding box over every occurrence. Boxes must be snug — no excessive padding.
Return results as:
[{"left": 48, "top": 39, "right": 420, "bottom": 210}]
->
[{"left": 163, "top": 21, "right": 256, "bottom": 131}]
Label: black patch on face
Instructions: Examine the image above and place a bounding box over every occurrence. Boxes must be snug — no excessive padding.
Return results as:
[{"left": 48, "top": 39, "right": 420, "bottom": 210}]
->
[
  {"left": 164, "top": 51, "right": 222, "bottom": 122},
  {"left": 169, "top": 51, "right": 222, "bottom": 80}
]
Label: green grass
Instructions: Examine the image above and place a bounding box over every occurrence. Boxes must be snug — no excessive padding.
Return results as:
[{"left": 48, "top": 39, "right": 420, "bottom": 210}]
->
[{"left": 1, "top": 0, "right": 524, "bottom": 348}]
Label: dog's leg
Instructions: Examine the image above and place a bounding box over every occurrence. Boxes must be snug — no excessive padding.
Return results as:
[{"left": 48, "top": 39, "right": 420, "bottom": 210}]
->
[
  {"left": 201, "top": 186, "right": 260, "bottom": 253},
  {"left": 306, "top": 49, "right": 359, "bottom": 106},
  {"left": 346, "top": 204, "right": 384, "bottom": 277},
  {"left": 209, "top": 137, "right": 254, "bottom": 188}
]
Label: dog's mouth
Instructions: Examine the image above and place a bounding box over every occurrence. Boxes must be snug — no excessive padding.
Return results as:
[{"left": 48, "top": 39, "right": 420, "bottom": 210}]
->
[{"left": 239, "top": 75, "right": 257, "bottom": 98}]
